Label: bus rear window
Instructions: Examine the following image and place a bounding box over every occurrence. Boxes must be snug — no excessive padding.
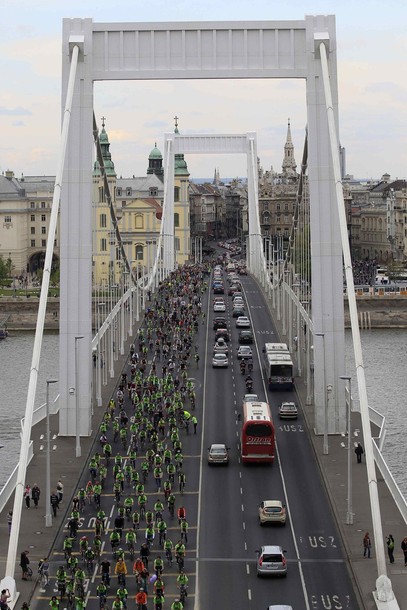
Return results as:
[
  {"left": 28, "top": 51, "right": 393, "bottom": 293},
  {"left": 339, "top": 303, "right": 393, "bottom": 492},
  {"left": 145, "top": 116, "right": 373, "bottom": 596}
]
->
[{"left": 245, "top": 423, "right": 271, "bottom": 437}]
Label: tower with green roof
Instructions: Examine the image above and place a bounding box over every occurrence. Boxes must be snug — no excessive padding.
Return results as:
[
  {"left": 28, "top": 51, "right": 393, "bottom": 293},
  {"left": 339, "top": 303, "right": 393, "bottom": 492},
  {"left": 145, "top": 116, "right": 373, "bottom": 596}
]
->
[{"left": 147, "top": 143, "right": 164, "bottom": 181}]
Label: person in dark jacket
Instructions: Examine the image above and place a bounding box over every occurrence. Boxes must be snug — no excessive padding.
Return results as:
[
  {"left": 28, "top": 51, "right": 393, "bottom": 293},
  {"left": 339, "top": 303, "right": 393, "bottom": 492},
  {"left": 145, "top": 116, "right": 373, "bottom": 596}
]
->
[
  {"left": 31, "top": 484, "right": 40, "bottom": 508},
  {"left": 355, "top": 443, "right": 364, "bottom": 463},
  {"left": 20, "top": 551, "right": 30, "bottom": 580},
  {"left": 50, "top": 491, "right": 59, "bottom": 517}
]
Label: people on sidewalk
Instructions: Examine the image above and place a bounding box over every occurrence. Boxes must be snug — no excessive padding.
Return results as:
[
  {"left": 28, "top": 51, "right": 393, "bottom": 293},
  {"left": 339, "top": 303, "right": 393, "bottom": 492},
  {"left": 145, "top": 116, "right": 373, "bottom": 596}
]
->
[
  {"left": 386, "top": 535, "right": 395, "bottom": 563},
  {"left": 7, "top": 510, "right": 12, "bottom": 535},
  {"left": 363, "top": 532, "right": 371, "bottom": 558},
  {"left": 31, "top": 484, "right": 40, "bottom": 508},
  {"left": 20, "top": 550, "right": 30, "bottom": 579},
  {"left": 56, "top": 480, "right": 64, "bottom": 504},
  {"left": 355, "top": 443, "right": 364, "bottom": 463},
  {"left": 401, "top": 536, "right": 407, "bottom": 567},
  {"left": 23, "top": 484, "right": 31, "bottom": 508},
  {"left": 50, "top": 491, "right": 59, "bottom": 517}
]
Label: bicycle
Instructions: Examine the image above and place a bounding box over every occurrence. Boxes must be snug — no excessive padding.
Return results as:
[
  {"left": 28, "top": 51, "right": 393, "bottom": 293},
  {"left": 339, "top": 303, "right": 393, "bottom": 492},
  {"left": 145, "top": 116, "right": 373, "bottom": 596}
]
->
[
  {"left": 127, "top": 541, "right": 135, "bottom": 560},
  {"left": 98, "top": 593, "right": 107, "bottom": 609},
  {"left": 38, "top": 567, "right": 48, "bottom": 587},
  {"left": 176, "top": 555, "right": 184, "bottom": 573},
  {"left": 180, "top": 584, "right": 187, "bottom": 604},
  {"left": 165, "top": 548, "right": 173, "bottom": 567}
]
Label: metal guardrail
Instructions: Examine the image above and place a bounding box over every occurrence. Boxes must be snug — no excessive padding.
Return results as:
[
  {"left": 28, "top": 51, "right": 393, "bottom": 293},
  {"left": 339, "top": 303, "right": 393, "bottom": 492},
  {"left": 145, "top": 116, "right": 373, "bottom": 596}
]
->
[{"left": 0, "top": 394, "right": 59, "bottom": 513}]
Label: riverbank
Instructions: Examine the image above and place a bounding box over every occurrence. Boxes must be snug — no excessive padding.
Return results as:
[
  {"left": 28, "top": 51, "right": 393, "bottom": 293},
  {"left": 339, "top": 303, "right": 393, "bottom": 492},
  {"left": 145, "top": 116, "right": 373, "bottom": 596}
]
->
[{"left": 2, "top": 294, "right": 407, "bottom": 330}]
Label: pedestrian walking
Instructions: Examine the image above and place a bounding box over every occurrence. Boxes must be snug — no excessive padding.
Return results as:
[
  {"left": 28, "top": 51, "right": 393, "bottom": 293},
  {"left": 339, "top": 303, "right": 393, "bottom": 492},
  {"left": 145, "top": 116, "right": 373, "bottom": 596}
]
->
[
  {"left": 401, "top": 537, "right": 407, "bottom": 566},
  {"left": 355, "top": 443, "right": 364, "bottom": 463},
  {"left": 23, "top": 484, "right": 31, "bottom": 508},
  {"left": 363, "top": 532, "right": 371, "bottom": 558},
  {"left": 191, "top": 415, "right": 197, "bottom": 434},
  {"left": 20, "top": 550, "right": 30, "bottom": 580},
  {"left": 386, "top": 535, "right": 395, "bottom": 563},
  {"left": 56, "top": 480, "right": 64, "bottom": 504},
  {"left": 50, "top": 491, "right": 59, "bottom": 517},
  {"left": 7, "top": 510, "right": 12, "bottom": 535},
  {"left": 31, "top": 484, "right": 40, "bottom": 509}
]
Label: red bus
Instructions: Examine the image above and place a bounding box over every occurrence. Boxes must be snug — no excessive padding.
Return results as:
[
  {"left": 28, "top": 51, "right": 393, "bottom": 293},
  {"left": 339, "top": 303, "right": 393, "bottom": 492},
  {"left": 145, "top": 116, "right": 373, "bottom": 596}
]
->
[{"left": 241, "top": 401, "right": 275, "bottom": 463}]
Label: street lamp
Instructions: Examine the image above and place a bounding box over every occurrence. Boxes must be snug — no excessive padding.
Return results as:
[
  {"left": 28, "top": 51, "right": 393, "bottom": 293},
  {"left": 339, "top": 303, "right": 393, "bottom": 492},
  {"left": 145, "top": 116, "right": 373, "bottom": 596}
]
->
[
  {"left": 74, "top": 336, "right": 84, "bottom": 458},
  {"left": 340, "top": 375, "right": 353, "bottom": 525},
  {"left": 315, "top": 332, "right": 329, "bottom": 455},
  {"left": 45, "top": 379, "right": 58, "bottom": 527},
  {"left": 96, "top": 304, "right": 105, "bottom": 407}
]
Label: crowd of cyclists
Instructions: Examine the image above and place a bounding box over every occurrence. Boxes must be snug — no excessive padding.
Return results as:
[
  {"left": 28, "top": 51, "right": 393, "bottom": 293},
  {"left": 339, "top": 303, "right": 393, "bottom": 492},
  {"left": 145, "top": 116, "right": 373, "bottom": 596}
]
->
[{"left": 44, "top": 262, "right": 211, "bottom": 610}]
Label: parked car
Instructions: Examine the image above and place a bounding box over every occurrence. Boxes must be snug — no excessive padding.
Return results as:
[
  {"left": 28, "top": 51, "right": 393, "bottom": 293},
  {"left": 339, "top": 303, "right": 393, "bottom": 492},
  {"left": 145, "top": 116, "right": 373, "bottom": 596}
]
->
[
  {"left": 256, "top": 545, "right": 287, "bottom": 577},
  {"left": 279, "top": 402, "right": 298, "bottom": 419},
  {"left": 258, "top": 500, "right": 287, "bottom": 525}
]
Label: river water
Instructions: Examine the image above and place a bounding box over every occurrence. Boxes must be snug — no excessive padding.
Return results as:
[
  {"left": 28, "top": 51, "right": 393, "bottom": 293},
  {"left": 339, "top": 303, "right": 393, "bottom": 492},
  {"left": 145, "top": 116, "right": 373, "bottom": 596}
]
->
[{"left": 0, "top": 330, "right": 406, "bottom": 497}]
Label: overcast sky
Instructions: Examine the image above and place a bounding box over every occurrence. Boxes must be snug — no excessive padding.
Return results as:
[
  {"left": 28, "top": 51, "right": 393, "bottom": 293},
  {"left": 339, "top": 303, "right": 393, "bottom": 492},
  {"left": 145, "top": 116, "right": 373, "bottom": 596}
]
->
[{"left": 1, "top": 0, "right": 406, "bottom": 181}]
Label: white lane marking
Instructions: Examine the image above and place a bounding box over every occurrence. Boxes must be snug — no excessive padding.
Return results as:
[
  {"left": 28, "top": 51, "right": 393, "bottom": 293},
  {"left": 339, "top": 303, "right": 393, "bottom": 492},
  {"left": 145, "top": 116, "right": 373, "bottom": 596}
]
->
[
  {"left": 246, "top": 563, "right": 250, "bottom": 575},
  {"left": 242, "top": 521, "right": 246, "bottom": 530},
  {"left": 244, "top": 541, "right": 247, "bottom": 550},
  {"left": 239, "top": 471, "right": 242, "bottom": 478},
  {"left": 109, "top": 504, "right": 115, "bottom": 518},
  {"left": 91, "top": 563, "right": 98, "bottom": 583},
  {"left": 248, "top": 589, "right": 252, "bottom": 600},
  {"left": 241, "top": 504, "right": 244, "bottom": 512}
]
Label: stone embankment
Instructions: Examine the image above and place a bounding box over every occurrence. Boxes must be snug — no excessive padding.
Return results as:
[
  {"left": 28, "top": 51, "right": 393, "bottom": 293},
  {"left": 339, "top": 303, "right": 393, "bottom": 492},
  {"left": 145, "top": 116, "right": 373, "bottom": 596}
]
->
[{"left": 2, "top": 294, "right": 407, "bottom": 330}]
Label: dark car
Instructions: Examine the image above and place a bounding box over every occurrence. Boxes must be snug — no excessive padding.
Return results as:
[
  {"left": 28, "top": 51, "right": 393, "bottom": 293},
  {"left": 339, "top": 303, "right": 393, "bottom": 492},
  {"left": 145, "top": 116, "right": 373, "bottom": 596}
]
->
[
  {"left": 213, "top": 316, "right": 227, "bottom": 330},
  {"left": 215, "top": 328, "right": 230, "bottom": 343},
  {"left": 232, "top": 307, "right": 245, "bottom": 318},
  {"left": 213, "top": 284, "right": 225, "bottom": 294},
  {"left": 239, "top": 330, "right": 254, "bottom": 344},
  {"left": 228, "top": 284, "right": 241, "bottom": 296}
]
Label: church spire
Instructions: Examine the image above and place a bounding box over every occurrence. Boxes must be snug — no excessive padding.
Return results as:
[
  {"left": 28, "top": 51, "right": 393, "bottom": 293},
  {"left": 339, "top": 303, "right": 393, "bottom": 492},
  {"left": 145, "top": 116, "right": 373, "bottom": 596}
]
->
[{"left": 281, "top": 118, "right": 297, "bottom": 181}]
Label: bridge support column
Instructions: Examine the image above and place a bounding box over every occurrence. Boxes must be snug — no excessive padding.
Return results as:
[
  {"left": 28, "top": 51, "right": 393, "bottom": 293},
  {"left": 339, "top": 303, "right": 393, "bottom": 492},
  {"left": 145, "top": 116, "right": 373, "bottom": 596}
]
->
[{"left": 59, "top": 20, "right": 94, "bottom": 439}]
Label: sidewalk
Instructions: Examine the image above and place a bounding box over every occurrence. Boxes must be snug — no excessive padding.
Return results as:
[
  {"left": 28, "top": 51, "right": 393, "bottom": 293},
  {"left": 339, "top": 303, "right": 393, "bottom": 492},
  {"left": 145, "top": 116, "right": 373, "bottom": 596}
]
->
[
  {"left": 262, "top": 286, "right": 407, "bottom": 610},
  {"left": 0, "top": 331, "right": 136, "bottom": 607}
]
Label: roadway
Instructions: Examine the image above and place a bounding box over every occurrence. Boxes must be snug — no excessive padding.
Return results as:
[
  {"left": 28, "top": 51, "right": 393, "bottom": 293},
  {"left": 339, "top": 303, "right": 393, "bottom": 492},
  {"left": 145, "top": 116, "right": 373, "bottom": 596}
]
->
[
  {"left": 198, "top": 270, "right": 360, "bottom": 610},
  {"left": 28, "top": 265, "right": 360, "bottom": 610}
]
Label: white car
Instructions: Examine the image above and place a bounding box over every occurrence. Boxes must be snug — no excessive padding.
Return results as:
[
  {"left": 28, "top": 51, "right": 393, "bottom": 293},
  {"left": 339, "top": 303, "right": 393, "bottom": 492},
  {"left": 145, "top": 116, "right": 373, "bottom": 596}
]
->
[
  {"left": 213, "top": 301, "right": 226, "bottom": 312},
  {"left": 236, "top": 316, "right": 250, "bottom": 328},
  {"left": 213, "top": 338, "right": 229, "bottom": 355},
  {"left": 212, "top": 353, "right": 229, "bottom": 368},
  {"left": 208, "top": 443, "right": 229, "bottom": 464},
  {"left": 279, "top": 402, "right": 298, "bottom": 419},
  {"left": 237, "top": 345, "right": 253, "bottom": 360},
  {"left": 258, "top": 500, "right": 287, "bottom": 525}
]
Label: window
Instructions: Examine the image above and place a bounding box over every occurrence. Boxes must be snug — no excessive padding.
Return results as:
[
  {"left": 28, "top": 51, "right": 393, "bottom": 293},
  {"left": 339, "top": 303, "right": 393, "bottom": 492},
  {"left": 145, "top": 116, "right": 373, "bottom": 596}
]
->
[
  {"left": 31, "top": 227, "right": 35, "bottom": 235},
  {"left": 31, "top": 239, "right": 36, "bottom": 247},
  {"left": 41, "top": 226, "right": 46, "bottom": 234},
  {"left": 175, "top": 237, "right": 180, "bottom": 252},
  {"left": 149, "top": 187, "right": 158, "bottom": 196},
  {"left": 263, "top": 212, "right": 270, "bottom": 224},
  {"left": 174, "top": 213, "right": 180, "bottom": 227},
  {"left": 100, "top": 238, "right": 107, "bottom": 252},
  {"left": 263, "top": 202, "right": 269, "bottom": 211},
  {"left": 30, "top": 214, "right": 35, "bottom": 222},
  {"left": 126, "top": 187, "right": 132, "bottom": 196},
  {"left": 276, "top": 203, "right": 281, "bottom": 212},
  {"left": 30, "top": 202, "right": 35, "bottom": 209},
  {"left": 41, "top": 214, "right": 46, "bottom": 222},
  {"left": 4, "top": 215, "right": 11, "bottom": 223},
  {"left": 135, "top": 244, "right": 144, "bottom": 260},
  {"left": 41, "top": 202, "right": 46, "bottom": 208},
  {"left": 284, "top": 203, "right": 289, "bottom": 211},
  {"left": 276, "top": 216, "right": 281, "bottom": 224},
  {"left": 42, "top": 239, "right": 46, "bottom": 247},
  {"left": 135, "top": 214, "right": 144, "bottom": 229},
  {"left": 100, "top": 213, "right": 107, "bottom": 228},
  {"left": 116, "top": 187, "right": 122, "bottom": 197},
  {"left": 174, "top": 186, "right": 180, "bottom": 202}
]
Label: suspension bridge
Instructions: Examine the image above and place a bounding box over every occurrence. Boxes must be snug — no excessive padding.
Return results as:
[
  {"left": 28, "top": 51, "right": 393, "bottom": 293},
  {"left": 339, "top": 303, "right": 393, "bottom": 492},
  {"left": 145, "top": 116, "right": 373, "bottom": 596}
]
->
[{"left": 1, "top": 15, "right": 405, "bottom": 610}]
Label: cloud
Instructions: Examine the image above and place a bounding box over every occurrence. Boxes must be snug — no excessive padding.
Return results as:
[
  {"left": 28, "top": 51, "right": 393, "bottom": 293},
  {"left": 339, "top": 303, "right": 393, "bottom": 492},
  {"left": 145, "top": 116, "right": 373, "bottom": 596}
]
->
[
  {"left": 12, "top": 121, "right": 25, "bottom": 127},
  {"left": 0, "top": 106, "right": 31, "bottom": 116}
]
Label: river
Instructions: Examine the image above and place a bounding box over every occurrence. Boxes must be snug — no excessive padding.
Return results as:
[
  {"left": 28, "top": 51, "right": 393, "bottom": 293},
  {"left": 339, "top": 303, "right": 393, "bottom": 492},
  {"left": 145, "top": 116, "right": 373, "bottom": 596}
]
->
[{"left": 0, "top": 330, "right": 406, "bottom": 497}]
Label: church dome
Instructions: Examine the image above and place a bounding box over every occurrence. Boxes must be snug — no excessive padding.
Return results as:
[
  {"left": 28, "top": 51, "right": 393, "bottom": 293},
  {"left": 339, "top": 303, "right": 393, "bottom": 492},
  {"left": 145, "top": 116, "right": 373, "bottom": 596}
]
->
[{"left": 149, "top": 143, "right": 162, "bottom": 160}]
